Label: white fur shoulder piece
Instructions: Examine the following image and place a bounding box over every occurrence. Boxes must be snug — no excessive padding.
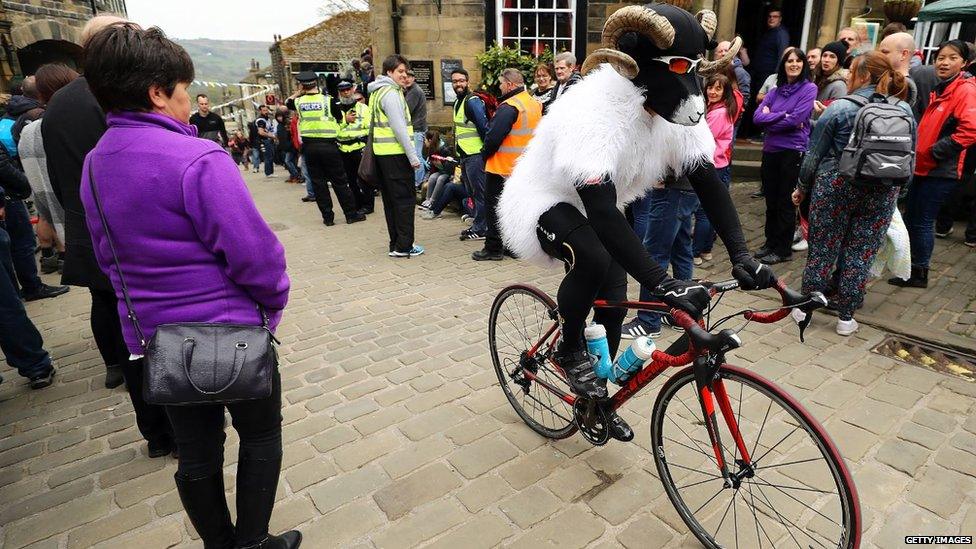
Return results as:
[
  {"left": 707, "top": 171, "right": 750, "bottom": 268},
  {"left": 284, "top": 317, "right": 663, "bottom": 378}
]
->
[{"left": 498, "top": 64, "right": 716, "bottom": 268}]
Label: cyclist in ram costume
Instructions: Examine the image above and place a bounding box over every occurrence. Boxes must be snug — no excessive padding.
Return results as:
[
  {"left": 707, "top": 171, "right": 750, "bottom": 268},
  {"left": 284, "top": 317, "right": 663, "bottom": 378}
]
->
[{"left": 498, "top": 3, "right": 777, "bottom": 442}]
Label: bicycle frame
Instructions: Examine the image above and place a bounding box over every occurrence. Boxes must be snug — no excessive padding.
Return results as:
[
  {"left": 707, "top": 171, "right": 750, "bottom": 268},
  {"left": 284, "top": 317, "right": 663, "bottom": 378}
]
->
[{"left": 519, "top": 281, "right": 804, "bottom": 485}]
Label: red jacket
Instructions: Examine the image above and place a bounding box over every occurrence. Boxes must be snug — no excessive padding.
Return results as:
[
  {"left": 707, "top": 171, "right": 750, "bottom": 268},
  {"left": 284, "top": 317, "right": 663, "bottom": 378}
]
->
[
  {"left": 915, "top": 75, "right": 976, "bottom": 180},
  {"left": 289, "top": 114, "right": 301, "bottom": 152}
]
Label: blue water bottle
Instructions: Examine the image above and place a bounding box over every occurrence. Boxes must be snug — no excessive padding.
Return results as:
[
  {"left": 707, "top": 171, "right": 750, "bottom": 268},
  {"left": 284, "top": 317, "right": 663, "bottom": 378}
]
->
[
  {"left": 608, "top": 336, "right": 656, "bottom": 384},
  {"left": 584, "top": 324, "right": 613, "bottom": 379}
]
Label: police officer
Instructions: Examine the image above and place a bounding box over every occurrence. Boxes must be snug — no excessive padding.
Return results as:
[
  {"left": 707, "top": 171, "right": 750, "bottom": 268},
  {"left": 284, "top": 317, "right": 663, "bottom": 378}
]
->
[
  {"left": 287, "top": 71, "right": 365, "bottom": 226},
  {"left": 335, "top": 80, "right": 373, "bottom": 215}
]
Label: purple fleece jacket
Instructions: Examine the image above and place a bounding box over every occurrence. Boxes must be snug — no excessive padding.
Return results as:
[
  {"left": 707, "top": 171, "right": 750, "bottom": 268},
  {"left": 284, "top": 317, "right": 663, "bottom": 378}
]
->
[
  {"left": 753, "top": 80, "right": 818, "bottom": 153},
  {"left": 81, "top": 111, "right": 290, "bottom": 354}
]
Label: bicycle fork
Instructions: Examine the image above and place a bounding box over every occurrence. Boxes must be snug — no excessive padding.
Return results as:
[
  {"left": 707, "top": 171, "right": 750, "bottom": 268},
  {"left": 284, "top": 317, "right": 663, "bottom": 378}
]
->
[{"left": 693, "top": 357, "right": 754, "bottom": 489}]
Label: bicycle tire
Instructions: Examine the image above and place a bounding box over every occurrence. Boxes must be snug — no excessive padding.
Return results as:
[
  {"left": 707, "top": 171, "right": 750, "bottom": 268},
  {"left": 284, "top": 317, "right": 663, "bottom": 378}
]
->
[
  {"left": 650, "top": 364, "right": 861, "bottom": 549},
  {"left": 489, "top": 284, "right": 577, "bottom": 439}
]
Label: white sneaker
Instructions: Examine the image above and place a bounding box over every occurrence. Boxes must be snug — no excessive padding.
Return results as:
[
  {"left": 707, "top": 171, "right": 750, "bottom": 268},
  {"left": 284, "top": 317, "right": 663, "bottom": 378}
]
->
[
  {"left": 693, "top": 256, "right": 703, "bottom": 266},
  {"left": 791, "top": 308, "right": 807, "bottom": 325},
  {"left": 421, "top": 210, "right": 442, "bottom": 220},
  {"left": 792, "top": 239, "right": 808, "bottom": 252},
  {"left": 836, "top": 318, "right": 858, "bottom": 336}
]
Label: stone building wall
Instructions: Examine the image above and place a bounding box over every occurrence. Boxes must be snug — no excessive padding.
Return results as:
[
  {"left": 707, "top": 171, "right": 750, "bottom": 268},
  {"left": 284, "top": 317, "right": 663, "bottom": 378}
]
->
[
  {"left": 272, "top": 11, "right": 371, "bottom": 97},
  {"left": 370, "top": 0, "right": 486, "bottom": 126}
]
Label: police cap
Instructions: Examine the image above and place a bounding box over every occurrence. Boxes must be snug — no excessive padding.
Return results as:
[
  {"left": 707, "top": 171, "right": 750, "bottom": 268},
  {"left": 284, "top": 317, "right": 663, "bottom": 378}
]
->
[
  {"left": 337, "top": 80, "right": 355, "bottom": 91},
  {"left": 296, "top": 71, "right": 319, "bottom": 84}
]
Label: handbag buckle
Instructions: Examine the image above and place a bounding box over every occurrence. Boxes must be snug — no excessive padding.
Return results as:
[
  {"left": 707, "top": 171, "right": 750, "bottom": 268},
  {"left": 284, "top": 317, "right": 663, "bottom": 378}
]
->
[{"left": 236, "top": 342, "right": 248, "bottom": 350}]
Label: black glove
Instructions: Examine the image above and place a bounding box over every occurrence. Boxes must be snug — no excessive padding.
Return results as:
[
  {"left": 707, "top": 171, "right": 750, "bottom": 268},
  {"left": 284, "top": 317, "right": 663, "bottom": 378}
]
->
[
  {"left": 654, "top": 277, "right": 710, "bottom": 319},
  {"left": 732, "top": 256, "right": 775, "bottom": 291}
]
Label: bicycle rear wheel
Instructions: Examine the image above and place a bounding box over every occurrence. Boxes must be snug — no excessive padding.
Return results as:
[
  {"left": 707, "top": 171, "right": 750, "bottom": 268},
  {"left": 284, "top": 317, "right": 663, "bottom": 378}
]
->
[
  {"left": 489, "top": 285, "right": 577, "bottom": 439},
  {"left": 651, "top": 364, "right": 860, "bottom": 549}
]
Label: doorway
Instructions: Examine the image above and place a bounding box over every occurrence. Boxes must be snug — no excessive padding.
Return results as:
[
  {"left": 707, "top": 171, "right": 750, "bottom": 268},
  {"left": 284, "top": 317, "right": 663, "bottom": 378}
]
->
[{"left": 734, "top": 0, "right": 806, "bottom": 56}]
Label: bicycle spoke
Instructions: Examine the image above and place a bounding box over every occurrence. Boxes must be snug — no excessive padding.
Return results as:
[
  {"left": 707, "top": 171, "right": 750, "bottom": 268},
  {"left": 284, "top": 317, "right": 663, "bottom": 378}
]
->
[
  {"left": 750, "top": 399, "right": 773, "bottom": 462},
  {"left": 713, "top": 491, "right": 736, "bottom": 538},
  {"left": 749, "top": 475, "right": 842, "bottom": 527},
  {"left": 751, "top": 481, "right": 832, "bottom": 549},
  {"left": 752, "top": 425, "right": 802, "bottom": 467},
  {"left": 676, "top": 476, "right": 724, "bottom": 490},
  {"left": 665, "top": 460, "right": 723, "bottom": 478},
  {"left": 756, "top": 456, "right": 823, "bottom": 470},
  {"left": 665, "top": 415, "right": 712, "bottom": 460},
  {"left": 746, "top": 482, "right": 782, "bottom": 549},
  {"left": 693, "top": 485, "right": 727, "bottom": 515},
  {"left": 751, "top": 482, "right": 807, "bottom": 549}
]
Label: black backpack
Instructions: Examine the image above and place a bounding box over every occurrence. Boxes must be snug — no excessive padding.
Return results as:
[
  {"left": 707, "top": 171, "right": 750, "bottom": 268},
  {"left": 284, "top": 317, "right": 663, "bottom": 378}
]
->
[{"left": 837, "top": 93, "right": 916, "bottom": 187}]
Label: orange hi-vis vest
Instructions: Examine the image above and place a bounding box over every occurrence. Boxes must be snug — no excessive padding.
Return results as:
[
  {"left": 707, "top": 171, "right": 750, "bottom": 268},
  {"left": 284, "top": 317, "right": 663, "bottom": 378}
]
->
[{"left": 486, "top": 89, "right": 542, "bottom": 177}]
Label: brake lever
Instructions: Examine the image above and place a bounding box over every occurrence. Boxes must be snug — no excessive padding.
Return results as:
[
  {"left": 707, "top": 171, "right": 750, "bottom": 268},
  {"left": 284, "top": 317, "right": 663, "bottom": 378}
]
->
[{"left": 796, "top": 292, "right": 828, "bottom": 343}]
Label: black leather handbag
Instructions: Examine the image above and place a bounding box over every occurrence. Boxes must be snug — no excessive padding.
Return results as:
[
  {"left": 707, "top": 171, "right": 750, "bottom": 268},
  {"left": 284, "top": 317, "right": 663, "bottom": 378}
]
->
[
  {"left": 87, "top": 163, "right": 277, "bottom": 406},
  {"left": 357, "top": 99, "right": 380, "bottom": 189}
]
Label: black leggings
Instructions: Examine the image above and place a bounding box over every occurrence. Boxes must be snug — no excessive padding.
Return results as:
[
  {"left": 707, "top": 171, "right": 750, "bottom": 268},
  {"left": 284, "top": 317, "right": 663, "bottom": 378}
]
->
[
  {"left": 538, "top": 203, "right": 628, "bottom": 356},
  {"left": 760, "top": 150, "right": 802, "bottom": 256},
  {"left": 90, "top": 289, "right": 171, "bottom": 445}
]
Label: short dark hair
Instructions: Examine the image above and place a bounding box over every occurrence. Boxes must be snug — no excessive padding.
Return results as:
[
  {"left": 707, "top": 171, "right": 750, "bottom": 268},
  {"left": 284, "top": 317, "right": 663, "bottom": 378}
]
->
[
  {"left": 776, "top": 47, "right": 811, "bottom": 87},
  {"left": 84, "top": 25, "right": 194, "bottom": 113},
  {"left": 196, "top": 93, "right": 208, "bottom": 100},
  {"left": 938, "top": 39, "right": 972, "bottom": 63},
  {"left": 258, "top": 104, "right": 269, "bottom": 111},
  {"left": 35, "top": 63, "right": 79, "bottom": 103},
  {"left": 382, "top": 54, "right": 409, "bottom": 76},
  {"left": 451, "top": 68, "right": 469, "bottom": 80}
]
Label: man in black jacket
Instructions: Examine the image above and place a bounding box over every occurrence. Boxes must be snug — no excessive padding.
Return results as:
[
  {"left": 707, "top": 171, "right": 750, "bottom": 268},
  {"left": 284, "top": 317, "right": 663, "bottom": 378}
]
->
[
  {"left": 0, "top": 184, "right": 56, "bottom": 389},
  {"left": 42, "top": 14, "right": 174, "bottom": 456}
]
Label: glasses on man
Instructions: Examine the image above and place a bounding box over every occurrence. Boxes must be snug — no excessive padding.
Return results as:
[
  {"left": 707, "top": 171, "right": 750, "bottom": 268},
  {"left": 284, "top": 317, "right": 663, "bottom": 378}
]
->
[{"left": 649, "top": 56, "right": 702, "bottom": 75}]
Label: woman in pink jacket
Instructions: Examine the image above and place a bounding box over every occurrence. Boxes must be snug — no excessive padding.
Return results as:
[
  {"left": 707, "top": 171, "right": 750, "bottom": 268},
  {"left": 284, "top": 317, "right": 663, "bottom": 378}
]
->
[{"left": 693, "top": 73, "right": 737, "bottom": 265}]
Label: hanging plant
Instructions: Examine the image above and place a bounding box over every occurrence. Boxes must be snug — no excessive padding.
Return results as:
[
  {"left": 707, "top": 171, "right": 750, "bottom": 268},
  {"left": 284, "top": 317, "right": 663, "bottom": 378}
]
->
[{"left": 477, "top": 43, "right": 553, "bottom": 95}]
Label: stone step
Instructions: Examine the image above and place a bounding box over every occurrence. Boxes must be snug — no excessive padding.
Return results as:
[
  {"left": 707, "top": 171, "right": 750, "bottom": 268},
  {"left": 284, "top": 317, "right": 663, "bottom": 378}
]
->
[{"left": 731, "top": 159, "right": 761, "bottom": 180}]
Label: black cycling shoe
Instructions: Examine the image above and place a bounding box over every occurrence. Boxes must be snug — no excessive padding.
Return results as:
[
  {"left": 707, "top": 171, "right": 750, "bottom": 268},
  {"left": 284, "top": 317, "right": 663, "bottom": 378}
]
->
[
  {"left": 607, "top": 411, "right": 634, "bottom": 442},
  {"left": 555, "top": 344, "right": 608, "bottom": 400}
]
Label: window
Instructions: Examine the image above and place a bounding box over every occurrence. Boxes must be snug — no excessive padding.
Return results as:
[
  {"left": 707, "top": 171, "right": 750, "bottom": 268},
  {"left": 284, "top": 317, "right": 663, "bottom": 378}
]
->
[{"left": 497, "top": 0, "right": 575, "bottom": 57}]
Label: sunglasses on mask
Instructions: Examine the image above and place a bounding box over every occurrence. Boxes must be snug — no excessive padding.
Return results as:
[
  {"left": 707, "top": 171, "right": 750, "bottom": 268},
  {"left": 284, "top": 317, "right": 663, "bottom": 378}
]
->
[{"left": 649, "top": 56, "right": 703, "bottom": 74}]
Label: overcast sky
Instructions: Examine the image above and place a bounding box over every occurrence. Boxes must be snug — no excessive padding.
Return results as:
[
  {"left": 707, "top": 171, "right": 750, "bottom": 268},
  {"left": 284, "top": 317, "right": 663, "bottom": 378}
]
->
[{"left": 125, "top": 0, "right": 325, "bottom": 41}]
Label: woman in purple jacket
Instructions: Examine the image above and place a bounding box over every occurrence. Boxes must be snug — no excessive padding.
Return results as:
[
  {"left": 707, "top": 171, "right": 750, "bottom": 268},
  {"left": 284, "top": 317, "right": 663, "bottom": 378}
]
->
[
  {"left": 80, "top": 26, "right": 297, "bottom": 549},
  {"left": 753, "top": 48, "right": 817, "bottom": 264}
]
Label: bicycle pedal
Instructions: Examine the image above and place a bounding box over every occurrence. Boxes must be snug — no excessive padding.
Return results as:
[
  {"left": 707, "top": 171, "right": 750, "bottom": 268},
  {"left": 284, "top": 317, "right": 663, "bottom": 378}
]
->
[{"left": 573, "top": 398, "right": 610, "bottom": 446}]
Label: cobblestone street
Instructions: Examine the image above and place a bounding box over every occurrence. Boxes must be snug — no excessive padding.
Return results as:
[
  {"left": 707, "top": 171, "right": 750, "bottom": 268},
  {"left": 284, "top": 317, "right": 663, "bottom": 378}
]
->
[{"left": 1, "top": 170, "right": 974, "bottom": 548}]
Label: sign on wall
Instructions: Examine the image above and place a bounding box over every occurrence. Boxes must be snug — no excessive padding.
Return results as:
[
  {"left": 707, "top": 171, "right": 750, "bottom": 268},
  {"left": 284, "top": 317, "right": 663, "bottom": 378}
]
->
[
  {"left": 409, "top": 60, "right": 435, "bottom": 101},
  {"left": 440, "top": 58, "right": 464, "bottom": 106}
]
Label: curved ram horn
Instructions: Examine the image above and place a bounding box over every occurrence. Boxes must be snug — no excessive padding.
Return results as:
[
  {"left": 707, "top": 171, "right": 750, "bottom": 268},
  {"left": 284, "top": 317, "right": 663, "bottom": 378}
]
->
[
  {"left": 698, "top": 36, "right": 742, "bottom": 77},
  {"left": 696, "top": 10, "right": 718, "bottom": 40},
  {"left": 581, "top": 48, "right": 640, "bottom": 79},
  {"left": 603, "top": 5, "right": 675, "bottom": 51}
]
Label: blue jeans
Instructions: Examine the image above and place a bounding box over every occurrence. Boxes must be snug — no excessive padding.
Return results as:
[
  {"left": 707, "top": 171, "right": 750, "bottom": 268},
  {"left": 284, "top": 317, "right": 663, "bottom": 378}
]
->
[
  {"left": 0, "top": 228, "right": 52, "bottom": 378},
  {"left": 432, "top": 183, "right": 474, "bottom": 216},
  {"left": 905, "top": 175, "right": 958, "bottom": 269},
  {"left": 283, "top": 151, "right": 301, "bottom": 179},
  {"left": 693, "top": 166, "right": 732, "bottom": 256},
  {"left": 260, "top": 138, "right": 275, "bottom": 176},
  {"left": 637, "top": 187, "right": 700, "bottom": 328},
  {"left": 462, "top": 154, "right": 487, "bottom": 234},
  {"left": 413, "top": 132, "right": 426, "bottom": 187},
  {"left": 300, "top": 154, "right": 314, "bottom": 197},
  {"left": 2, "top": 199, "right": 41, "bottom": 294},
  {"left": 629, "top": 191, "right": 652, "bottom": 244},
  {"left": 250, "top": 146, "right": 260, "bottom": 170}
]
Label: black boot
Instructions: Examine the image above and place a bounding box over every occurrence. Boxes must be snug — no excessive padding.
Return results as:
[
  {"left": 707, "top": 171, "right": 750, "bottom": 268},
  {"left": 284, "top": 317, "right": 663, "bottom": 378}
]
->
[
  {"left": 235, "top": 455, "right": 300, "bottom": 549},
  {"left": 104, "top": 364, "right": 124, "bottom": 389},
  {"left": 174, "top": 474, "right": 235, "bottom": 549},
  {"left": 888, "top": 265, "right": 928, "bottom": 288}
]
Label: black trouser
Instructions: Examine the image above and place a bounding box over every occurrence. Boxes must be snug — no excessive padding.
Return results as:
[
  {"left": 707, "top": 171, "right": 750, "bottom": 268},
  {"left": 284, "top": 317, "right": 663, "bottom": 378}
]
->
[
  {"left": 484, "top": 172, "right": 506, "bottom": 254},
  {"left": 3, "top": 199, "right": 42, "bottom": 294},
  {"left": 89, "top": 288, "right": 172, "bottom": 445},
  {"left": 537, "top": 203, "right": 628, "bottom": 355},
  {"left": 760, "top": 149, "right": 802, "bottom": 256},
  {"left": 376, "top": 153, "right": 417, "bottom": 253},
  {"left": 340, "top": 148, "right": 374, "bottom": 213},
  {"left": 167, "top": 370, "right": 283, "bottom": 545},
  {"left": 304, "top": 138, "right": 358, "bottom": 224}
]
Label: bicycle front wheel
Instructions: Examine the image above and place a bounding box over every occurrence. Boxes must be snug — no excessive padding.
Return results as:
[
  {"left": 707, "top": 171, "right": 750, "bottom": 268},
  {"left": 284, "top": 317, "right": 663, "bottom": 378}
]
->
[
  {"left": 651, "top": 364, "right": 860, "bottom": 549},
  {"left": 489, "top": 284, "right": 577, "bottom": 439}
]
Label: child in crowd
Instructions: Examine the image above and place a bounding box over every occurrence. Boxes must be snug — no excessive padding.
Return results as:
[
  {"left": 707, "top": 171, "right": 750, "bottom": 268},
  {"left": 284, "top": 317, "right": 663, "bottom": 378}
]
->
[{"left": 693, "top": 74, "right": 737, "bottom": 265}]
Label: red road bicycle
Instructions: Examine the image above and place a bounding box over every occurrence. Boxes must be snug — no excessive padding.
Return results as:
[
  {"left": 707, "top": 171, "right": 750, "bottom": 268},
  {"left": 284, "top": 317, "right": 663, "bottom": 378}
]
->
[{"left": 488, "top": 278, "right": 861, "bottom": 549}]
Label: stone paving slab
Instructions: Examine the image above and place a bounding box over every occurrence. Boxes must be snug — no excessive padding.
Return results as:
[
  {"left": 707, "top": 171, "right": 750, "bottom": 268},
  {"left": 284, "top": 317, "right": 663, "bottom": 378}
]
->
[{"left": 0, "top": 171, "right": 973, "bottom": 548}]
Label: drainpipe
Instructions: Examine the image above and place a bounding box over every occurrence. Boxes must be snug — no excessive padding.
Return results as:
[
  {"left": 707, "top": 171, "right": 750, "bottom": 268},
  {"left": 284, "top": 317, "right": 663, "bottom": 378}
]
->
[{"left": 391, "top": 0, "right": 402, "bottom": 54}]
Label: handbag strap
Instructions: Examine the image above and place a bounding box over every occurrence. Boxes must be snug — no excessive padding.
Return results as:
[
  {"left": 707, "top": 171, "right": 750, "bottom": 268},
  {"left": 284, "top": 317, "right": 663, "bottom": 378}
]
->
[
  {"left": 85, "top": 162, "right": 271, "bottom": 351},
  {"left": 86, "top": 161, "right": 149, "bottom": 349}
]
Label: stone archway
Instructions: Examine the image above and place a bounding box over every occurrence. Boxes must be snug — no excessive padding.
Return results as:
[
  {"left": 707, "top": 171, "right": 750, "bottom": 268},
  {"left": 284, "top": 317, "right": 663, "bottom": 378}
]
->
[
  {"left": 11, "top": 19, "right": 82, "bottom": 50},
  {"left": 11, "top": 20, "right": 83, "bottom": 75}
]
